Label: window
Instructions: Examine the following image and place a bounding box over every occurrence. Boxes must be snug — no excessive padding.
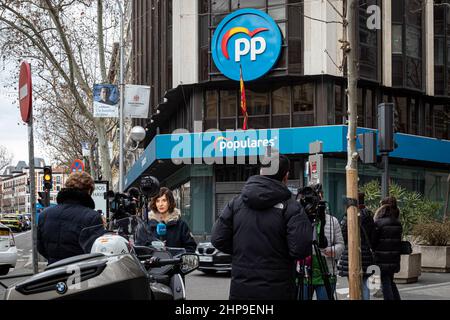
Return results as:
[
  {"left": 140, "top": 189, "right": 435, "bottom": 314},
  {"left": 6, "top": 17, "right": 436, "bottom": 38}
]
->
[
  {"left": 359, "top": 0, "right": 379, "bottom": 80},
  {"left": 292, "top": 84, "right": 314, "bottom": 127},
  {"left": 220, "top": 90, "right": 237, "bottom": 130},
  {"left": 272, "top": 87, "right": 290, "bottom": 128},
  {"left": 434, "top": 3, "right": 450, "bottom": 96},
  {"left": 393, "top": 96, "right": 408, "bottom": 133},
  {"left": 205, "top": 91, "right": 218, "bottom": 130},
  {"left": 239, "top": 90, "right": 270, "bottom": 129},
  {"left": 335, "top": 84, "right": 344, "bottom": 125},
  {"left": 433, "top": 104, "right": 450, "bottom": 140},
  {"left": 392, "top": 0, "right": 423, "bottom": 90}
]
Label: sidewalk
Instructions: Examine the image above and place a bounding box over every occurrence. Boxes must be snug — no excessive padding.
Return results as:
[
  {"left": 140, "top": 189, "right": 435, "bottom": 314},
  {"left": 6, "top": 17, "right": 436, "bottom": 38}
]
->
[{"left": 335, "top": 273, "right": 450, "bottom": 300}]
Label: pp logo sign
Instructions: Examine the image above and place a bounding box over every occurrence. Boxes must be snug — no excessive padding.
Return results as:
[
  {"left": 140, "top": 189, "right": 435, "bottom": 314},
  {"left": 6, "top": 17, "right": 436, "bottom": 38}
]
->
[{"left": 212, "top": 9, "right": 282, "bottom": 81}]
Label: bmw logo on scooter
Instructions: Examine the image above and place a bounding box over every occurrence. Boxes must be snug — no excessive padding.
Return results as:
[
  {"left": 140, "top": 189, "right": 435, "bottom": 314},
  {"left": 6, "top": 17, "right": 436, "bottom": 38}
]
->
[
  {"left": 56, "top": 282, "right": 68, "bottom": 294},
  {"left": 211, "top": 9, "right": 283, "bottom": 81}
]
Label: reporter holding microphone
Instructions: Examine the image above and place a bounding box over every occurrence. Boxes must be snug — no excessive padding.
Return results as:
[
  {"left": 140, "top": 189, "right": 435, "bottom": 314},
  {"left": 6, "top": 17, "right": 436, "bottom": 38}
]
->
[{"left": 135, "top": 187, "right": 197, "bottom": 252}]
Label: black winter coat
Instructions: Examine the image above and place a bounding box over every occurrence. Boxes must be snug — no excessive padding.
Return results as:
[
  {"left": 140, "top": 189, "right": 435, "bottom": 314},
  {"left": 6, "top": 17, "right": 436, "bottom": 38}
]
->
[
  {"left": 37, "top": 188, "right": 106, "bottom": 265},
  {"left": 135, "top": 209, "right": 197, "bottom": 253},
  {"left": 373, "top": 215, "right": 402, "bottom": 274},
  {"left": 211, "top": 175, "right": 313, "bottom": 300},
  {"left": 338, "top": 207, "right": 376, "bottom": 277}
]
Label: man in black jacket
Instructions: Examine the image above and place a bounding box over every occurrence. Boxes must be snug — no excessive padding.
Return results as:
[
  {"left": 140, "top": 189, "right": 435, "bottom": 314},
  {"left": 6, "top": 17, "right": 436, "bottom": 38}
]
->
[
  {"left": 37, "top": 172, "right": 106, "bottom": 265},
  {"left": 211, "top": 154, "right": 312, "bottom": 300}
]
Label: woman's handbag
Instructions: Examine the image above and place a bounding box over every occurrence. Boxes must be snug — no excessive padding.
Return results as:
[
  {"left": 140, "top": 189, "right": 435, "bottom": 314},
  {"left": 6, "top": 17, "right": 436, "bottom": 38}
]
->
[{"left": 400, "top": 240, "right": 413, "bottom": 255}]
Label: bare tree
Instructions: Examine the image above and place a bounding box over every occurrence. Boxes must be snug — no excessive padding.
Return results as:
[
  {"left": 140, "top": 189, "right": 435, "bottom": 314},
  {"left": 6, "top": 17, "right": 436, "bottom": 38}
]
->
[
  {"left": 0, "top": 0, "right": 125, "bottom": 183},
  {"left": 0, "top": 145, "right": 13, "bottom": 173}
]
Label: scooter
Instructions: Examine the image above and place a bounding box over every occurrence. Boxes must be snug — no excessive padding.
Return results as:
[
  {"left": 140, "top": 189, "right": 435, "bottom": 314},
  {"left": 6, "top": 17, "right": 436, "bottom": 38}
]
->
[{"left": 1, "top": 217, "right": 199, "bottom": 300}]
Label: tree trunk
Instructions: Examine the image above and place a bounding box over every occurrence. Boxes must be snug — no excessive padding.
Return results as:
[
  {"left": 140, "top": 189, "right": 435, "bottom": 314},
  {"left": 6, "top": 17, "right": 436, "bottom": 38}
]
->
[
  {"left": 345, "top": 0, "right": 362, "bottom": 300},
  {"left": 94, "top": 118, "right": 112, "bottom": 184}
]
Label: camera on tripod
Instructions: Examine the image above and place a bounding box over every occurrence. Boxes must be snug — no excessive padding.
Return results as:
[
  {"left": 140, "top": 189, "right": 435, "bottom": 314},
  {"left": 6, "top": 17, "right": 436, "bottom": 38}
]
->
[
  {"left": 105, "top": 175, "right": 160, "bottom": 221},
  {"left": 297, "top": 183, "right": 326, "bottom": 223},
  {"left": 106, "top": 191, "right": 139, "bottom": 220}
]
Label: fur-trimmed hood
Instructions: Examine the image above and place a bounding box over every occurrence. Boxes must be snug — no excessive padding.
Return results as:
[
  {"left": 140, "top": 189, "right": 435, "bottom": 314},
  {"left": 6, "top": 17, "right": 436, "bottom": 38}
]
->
[
  {"left": 148, "top": 208, "right": 181, "bottom": 224},
  {"left": 57, "top": 188, "right": 95, "bottom": 209}
]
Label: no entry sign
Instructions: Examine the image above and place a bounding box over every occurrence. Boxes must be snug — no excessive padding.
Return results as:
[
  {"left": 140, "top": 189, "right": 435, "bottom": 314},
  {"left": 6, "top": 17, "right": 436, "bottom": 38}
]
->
[{"left": 19, "top": 61, "right": 32, "bottom": 123}]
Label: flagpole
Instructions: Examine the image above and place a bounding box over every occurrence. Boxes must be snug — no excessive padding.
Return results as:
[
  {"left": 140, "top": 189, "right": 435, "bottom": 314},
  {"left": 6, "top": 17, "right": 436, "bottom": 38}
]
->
[{"left": 240, "top": 65, "right": 248, "bottom": 131}]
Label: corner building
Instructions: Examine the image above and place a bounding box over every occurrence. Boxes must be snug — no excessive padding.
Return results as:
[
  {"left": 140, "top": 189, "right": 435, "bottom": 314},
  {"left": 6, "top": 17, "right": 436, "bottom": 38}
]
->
[{"left": 127, "top": 0, "right": 450, "bottom": 236}]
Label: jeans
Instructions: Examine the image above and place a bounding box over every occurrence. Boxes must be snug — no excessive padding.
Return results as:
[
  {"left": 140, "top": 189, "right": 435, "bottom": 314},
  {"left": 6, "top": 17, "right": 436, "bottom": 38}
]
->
[
  {"left": 380, "top": 272, "right": 401, "bottom": 300},
  {"left": 301, "top": 283, "right": 336, "bottom": 300},
  {"left": 362, "top": 276, "right": 370, "bottom": 300}
]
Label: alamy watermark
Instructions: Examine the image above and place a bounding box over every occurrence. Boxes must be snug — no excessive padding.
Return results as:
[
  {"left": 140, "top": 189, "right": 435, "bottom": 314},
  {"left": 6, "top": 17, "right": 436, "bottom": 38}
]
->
[{"left": 366, "top": 5, "right": 381, "bottom": 30}]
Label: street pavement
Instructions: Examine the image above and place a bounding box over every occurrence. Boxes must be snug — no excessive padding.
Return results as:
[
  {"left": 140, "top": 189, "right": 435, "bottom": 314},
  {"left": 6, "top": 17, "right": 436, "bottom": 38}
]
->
[{"left": 2, "top": 230, "right": 450, "bottom": 300}]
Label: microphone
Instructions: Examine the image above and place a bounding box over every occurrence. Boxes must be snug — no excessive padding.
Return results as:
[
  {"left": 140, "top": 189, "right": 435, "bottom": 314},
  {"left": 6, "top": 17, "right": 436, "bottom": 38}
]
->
[{"left": 156, "top": 222, "right": 167, "bottom": 242}]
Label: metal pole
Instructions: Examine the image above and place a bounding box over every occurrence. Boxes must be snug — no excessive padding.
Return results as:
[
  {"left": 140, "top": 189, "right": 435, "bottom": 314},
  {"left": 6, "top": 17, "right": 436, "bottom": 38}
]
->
[
  {"left": 381, "top": 153, "right": 389, "bottom": 199},
  {"left": 28, "top": 108, "right": 38, "bottom": 274},
  {"left": 116, "top": 0, "right": 124, "bottom": 193}
]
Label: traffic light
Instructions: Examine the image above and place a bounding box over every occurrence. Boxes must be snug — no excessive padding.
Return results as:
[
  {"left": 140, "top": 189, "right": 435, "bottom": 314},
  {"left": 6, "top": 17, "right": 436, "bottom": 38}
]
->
[
  {"left": 38, "top": 191, "right": 49, "bottom": 207},
  {"left": 43, "top": 166, "right": 52, "bottom": 190}
]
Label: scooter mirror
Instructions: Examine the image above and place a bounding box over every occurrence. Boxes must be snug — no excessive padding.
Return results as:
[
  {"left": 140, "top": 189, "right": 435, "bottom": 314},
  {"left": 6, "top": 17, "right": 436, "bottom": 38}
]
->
[{"left": 180, "top": 254, "right": 199, "bottom": 275}]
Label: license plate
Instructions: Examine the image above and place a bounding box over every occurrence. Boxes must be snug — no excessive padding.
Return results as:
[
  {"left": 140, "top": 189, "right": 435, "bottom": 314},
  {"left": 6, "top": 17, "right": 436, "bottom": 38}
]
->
[
  {"left": 0, "top": 230, "right": 9, "bottom": 236},
  {"left": 199, "top": 256, "right": 213, "bottom": 262}
]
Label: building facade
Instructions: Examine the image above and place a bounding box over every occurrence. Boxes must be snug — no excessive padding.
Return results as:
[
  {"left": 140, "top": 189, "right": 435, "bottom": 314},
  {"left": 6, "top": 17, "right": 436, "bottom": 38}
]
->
[
  {"left": 126, "top": 0, "right": 450, "bottom": 235},
  {"left": 0, "top": 162, "right": 68, "bottom": 214}
]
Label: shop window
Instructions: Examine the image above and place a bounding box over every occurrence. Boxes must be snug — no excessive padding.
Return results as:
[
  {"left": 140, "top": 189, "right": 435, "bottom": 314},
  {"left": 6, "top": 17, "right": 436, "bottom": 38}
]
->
[{"left": 292, "top": 84, "right": 314, "bottom": 127}]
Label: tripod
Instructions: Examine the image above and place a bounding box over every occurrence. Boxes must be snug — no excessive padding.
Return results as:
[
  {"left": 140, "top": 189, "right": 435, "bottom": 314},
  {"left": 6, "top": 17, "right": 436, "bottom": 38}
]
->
[{"left": 296, "top": 221, "right": 334, "bottom": 300}]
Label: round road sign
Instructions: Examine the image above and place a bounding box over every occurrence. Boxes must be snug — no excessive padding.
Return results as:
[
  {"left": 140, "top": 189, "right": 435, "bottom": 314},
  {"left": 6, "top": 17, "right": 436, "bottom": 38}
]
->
[{"left": 19, "top": 61, "right": 32, "bottom": 123}]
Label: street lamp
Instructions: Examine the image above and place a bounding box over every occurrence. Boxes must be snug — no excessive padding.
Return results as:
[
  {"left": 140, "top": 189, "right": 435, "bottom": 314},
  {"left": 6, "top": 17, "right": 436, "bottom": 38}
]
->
[
  {"left": 129, "top": 126, "right": 146, "bottom": 151},
  {"left": 116, "top": 0, "right": 125, "bottom": 193}
]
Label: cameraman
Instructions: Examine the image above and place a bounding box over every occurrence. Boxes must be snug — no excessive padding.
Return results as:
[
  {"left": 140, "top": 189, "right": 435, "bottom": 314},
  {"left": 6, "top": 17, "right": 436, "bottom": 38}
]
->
[
  {"left": 298, "top": 185, "right": 344, "bottom": 300},
  {"left": 211, "top": 154, "right": 312, "bottom": 300}
]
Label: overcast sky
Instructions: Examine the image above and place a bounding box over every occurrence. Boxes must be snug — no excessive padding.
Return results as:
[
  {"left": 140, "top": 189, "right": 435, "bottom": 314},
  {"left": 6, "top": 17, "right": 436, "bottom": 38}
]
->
[{"left": 0, "top": 65, "right": 48, "bottom": 167}]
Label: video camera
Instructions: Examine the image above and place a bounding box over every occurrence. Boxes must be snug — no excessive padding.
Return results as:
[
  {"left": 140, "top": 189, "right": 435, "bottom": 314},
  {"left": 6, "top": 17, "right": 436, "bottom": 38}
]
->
[
  {"left": 106, "top": 175, "right": 160, "bottom": 221},
  {"left": 106, "top": 191, "right": 139, "bottom": 220},
  {"left": 297, "top": 184, "right": 326, "bottom": 221}
]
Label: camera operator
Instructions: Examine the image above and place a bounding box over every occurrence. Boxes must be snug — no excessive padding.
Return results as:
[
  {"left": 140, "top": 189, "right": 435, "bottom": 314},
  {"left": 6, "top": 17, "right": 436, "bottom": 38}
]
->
[
  {"left": 297, "top": 184, "right": 344, "bottom": 300},
  {"left": 211, "top": 154, "right": 313, "bottom": 300}
]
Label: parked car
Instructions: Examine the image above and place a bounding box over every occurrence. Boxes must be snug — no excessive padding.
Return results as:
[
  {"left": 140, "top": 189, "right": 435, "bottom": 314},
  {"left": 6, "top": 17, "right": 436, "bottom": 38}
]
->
[
  {"left": 0, "top": 223, "right": 18, "bottom": 275},
  {"left": 196, "top": 242, "right": 231, "bottom": 274},
  {"left": 0, "top": 214, "right": 26, "bottom": 232}
]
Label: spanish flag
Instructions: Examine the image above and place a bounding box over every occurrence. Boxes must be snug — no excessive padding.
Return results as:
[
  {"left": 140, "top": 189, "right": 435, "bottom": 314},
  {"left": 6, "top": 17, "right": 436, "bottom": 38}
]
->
[{"left": 240, "top": 65, "right": 248, "bottom": 130}]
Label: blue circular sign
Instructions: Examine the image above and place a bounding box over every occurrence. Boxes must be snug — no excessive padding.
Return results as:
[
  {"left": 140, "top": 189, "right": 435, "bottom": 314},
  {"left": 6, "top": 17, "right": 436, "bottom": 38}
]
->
[{"left": 211, "top": 9, "right": 282, "bottom": 81}]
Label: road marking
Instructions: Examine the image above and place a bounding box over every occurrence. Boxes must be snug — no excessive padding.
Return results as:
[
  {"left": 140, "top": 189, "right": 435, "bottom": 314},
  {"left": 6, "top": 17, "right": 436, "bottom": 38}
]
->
[{"left": 14, "top": 231, "right": 31, "bottom": 238}]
